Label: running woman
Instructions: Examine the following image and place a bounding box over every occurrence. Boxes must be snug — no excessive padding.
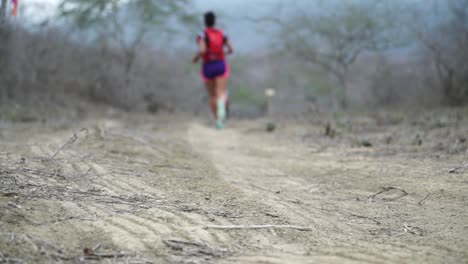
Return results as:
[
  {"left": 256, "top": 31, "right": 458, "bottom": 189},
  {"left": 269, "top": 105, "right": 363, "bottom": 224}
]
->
[{"left": 193, "top": 11, "right": 233, "bottom": 129}]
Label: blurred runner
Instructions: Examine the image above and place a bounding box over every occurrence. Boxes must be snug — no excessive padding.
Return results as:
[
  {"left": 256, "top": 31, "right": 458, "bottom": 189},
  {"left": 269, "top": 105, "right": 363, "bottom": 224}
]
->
[{"left": 193, "top": 11, "right": 233, "bottom": 129}]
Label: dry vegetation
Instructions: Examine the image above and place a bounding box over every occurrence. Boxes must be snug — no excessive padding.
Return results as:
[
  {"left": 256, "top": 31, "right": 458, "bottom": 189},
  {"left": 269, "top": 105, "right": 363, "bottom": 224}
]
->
[
  {"left": 0, "top": 0, "right": 467, "bottom": 263},
  {"left": 1, "top": 1, "right": 467, "bottom": 115},
  {"left": 0, "top": 23, "right": 197, "bottom": 114}
]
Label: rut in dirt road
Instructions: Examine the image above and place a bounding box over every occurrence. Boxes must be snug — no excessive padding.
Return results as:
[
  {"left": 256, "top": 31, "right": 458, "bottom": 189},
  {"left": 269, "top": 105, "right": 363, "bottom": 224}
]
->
[{"left": 187, "top": 121, "right": 468, "bottom": 263}]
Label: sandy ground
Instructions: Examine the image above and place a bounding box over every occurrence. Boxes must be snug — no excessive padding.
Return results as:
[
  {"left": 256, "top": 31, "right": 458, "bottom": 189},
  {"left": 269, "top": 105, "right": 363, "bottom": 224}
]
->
[{"left": 0, "top": 108, "right": 467, "bottom": 263}]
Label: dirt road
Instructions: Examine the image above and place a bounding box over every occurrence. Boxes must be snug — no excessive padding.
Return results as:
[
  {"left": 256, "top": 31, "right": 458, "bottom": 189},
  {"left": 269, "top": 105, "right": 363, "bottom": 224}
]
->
[{"left": 1, "top": 110, "right": 467, "bottom": 263}]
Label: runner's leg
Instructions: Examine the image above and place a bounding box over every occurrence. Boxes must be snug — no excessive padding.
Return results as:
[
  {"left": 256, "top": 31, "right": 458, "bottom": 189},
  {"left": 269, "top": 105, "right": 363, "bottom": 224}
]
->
[
  {"left": 216, "top": 76, "right": 228, "bottom": 104},
  {"left": 222, "top": 63, "right": 231, "bottom": 118},
  {"left": 205, "top": 80, "right": 217, "bottom": 118},
  {"left": 215, "top": 76, "right": 228, "bottom": 128}
]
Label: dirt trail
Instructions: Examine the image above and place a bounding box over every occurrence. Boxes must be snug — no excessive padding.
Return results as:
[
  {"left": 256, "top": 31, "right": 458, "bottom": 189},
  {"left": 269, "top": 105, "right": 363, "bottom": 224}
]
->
[
  {"left": 189, "top": 121, "right": 468, "bottom": 263},
  {"left": 1, "top": 112, "right": 467, "bottom": 263}
]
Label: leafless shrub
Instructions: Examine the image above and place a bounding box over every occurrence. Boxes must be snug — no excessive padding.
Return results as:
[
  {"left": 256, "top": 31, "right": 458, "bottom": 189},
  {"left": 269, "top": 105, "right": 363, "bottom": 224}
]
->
[
  {"left": 413, "top": 0, "right": 468, "bottom": 105},
  {"left": 0, "top": 23, "right": 198, "bottom": 113}
]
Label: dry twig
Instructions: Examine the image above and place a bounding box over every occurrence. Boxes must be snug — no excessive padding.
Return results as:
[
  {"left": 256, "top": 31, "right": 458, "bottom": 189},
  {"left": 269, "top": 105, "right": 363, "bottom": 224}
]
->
[
  {"left": 394, "top": 224, "right": 426, "bottom": 237},
  {"left": 92, "top": 243, "right": 102, "bottom": 252},
  {"left": 153, "top": 164, "right": 192, "bottom": 170},
  {"left": 163, "top": 239, "right": 204, "bottom": 250},
  {"left": 349, "top": 213, "right": 381, "bottom": 225},
  {"left": 0, "top": 252, "right": 26, "bottom": 264},
  {"left": 448, "top": 163, "right": 468, "bottom": 174},
  {"left": 0, "top": 232, "right": 69, "bottom": 260},
  {"left": 49, "top": 128, "right": 87, "bottom": 160},
  {"left": 80, "top": 167, "right": 92, "bottom": 177},
  {"left": 204, "top": 224, "right": 312, "bottom": 231},
  {"left": 265, "top": 212, "right": 279, "bottom": 218},
  {"left": 418, "top": 193, "right": 431, "bottom": 205},
  {"left": 83, "top": 251, "right": 135, "bottom": 260},
  {"left": 368, "top": 186, "right": 408, "bottom": 201},
  {"left": 163, "top": 239, "right": 228, "bottom": 258}
]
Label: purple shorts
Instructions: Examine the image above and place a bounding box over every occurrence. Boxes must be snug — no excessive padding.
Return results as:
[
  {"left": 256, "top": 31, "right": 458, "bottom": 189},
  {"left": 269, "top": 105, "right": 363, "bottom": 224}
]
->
[{"left": 201, "top": 60, "right": 230, "bottom": 82}]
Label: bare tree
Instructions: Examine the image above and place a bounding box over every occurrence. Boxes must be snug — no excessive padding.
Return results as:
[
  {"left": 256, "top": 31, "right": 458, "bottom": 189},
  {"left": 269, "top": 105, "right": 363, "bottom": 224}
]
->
[
  {"left": 60, "top": 0, "right": 193, "bottom": 65},
  {"left": 414, "top": 0, "right": 468, "bottom": 105},
  {"left": 0, "top": 0, "right": 7, "bottom": 23},
  {"left": 0, "top": 0, "right": 10, "bottom": 101},
  {"left": 269, "top": 1, "right": 395, "bottom": 109},
  {"left": 57, "top": 0, "right": 196, "bottom": 108}
]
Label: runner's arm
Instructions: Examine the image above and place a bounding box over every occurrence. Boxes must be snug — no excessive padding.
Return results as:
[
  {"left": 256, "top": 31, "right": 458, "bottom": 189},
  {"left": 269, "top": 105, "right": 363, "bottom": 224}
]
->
[
  {"left": 192, "top": 37, "right": 207, "bottom": 63},
  {"left": 225, "top": 39, "right": 234, "bottom": 55},
  {"left": 192, "top": 53, "right": 201, "bottom": 63}
]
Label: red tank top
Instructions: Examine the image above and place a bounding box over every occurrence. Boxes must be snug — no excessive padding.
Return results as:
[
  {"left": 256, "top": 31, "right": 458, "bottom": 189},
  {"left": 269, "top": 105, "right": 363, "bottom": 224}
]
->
[{"left": 198, "top": 27, "right": 227, "bottom": 63}]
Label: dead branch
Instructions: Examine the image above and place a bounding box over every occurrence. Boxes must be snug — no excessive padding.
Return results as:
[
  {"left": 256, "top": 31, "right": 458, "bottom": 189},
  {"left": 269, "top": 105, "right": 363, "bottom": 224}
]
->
[
  {"left": 404, "top": 224, "right": 426, "bottom": 236},
  {"left": 204, "top": 224, "right": 312, "bottom": 231},
  {"left": 81, "top": 248, "right": 151, "bottom": 262},
  {"left": 448, "top": 163, "right": 468, "bottom": 174},
  {"left": 349, "top": 213, "right": 381, "bottom": 225},
  {"left": 1, "top": 192, "right": 19, "bottom": 197},
  {"left": 25, "top": 234, "right": 65, "bottom": 253},
  {"left": 163, "top": 239, "right": 204, "bottom": 251},
  {"left": 0, "top": 232, "right": 70, "bottom": 260},
  {"left": 16, "top": 167, "right": 66, "bottom": 179},
  {"left": 80, "top": 167, "right": 92, "bottom": 177},
  {"left": 394, "top": 228, "right": 407, "bottom": 237},
  {"left": 7, "top": 202, "right": 21, "bottom": 209},
  {"left": 0, "top": 252, "right": 26, "bottom": 264},
  {"left": 49, "top": 128, "right": 87, "bottom": 160},
  {"left": 80, "top": 251, "right": 140, "bottom": 262},
  {"left": 394, "top": 224, "right": 426, "bottom": 237},
  {"left": 163, "top": 239, "right": 228, "bottom": 258},
  {"left": 418, "top": 193, "right": 431, "bottom": 206},
  {"left": 88, "top": 252, "right": 134, "bottom": 258},
  {"left": 37, "top": 215, "right": 97, "bottom": 226},
  {"left": 92, "top": 243, "right": 102, "bottom": 252},
  {"left": 368, "top": 186, "right": 408, "bottom": 201},
  {"left": 265, "top": 212, "right": 280, "bottom": 218},
  {"left": 152, "top": 164, "right": 192, "bottom": 170},
  {"left": 50, "top": 133, "right": 77, "bottom": 159}
]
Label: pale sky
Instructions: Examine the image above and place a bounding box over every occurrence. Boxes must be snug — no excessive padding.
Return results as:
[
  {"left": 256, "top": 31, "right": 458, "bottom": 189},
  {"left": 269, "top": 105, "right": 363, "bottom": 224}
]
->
[
  {"left": 20, "top": 0, "right": 278, "bottom": 19},
  {"left": 18, "top": 0, "right": 278, "bottom": 51}
]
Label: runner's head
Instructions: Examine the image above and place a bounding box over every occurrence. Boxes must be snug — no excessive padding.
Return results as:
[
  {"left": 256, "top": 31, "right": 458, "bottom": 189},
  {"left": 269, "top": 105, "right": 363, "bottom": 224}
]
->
[{"left": 204, "top": 11, "right": 216, "bottom": 28}]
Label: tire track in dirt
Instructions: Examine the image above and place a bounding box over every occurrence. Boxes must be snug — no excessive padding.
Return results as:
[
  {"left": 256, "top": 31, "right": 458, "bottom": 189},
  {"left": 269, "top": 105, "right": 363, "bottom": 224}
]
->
[
  {"left": 188, "top": 123, "right": 323, "bottom": 224},
  {"left": 88, "top": 164, "right": 141, "bottom": 195},
  {"left": 187, "top": 123, "right": 323, "bottom": 260},
  {"left": 26, "top": 118, "right": 239, "bottom": 256},
  {"left": 83, "top": 180, "right": 223, "bottom": 248},
  {"left": 187, "top": 122, "right": 445, "bottom": 263},
  {"left": 74, "top": 131, "right": 232, "bottom": 248},
  {"left": 10, "top": 121, "right": 202, "bottom": 256}
]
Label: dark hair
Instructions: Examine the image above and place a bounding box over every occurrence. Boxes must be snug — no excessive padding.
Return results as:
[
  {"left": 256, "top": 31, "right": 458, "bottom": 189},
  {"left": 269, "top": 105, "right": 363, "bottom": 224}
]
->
[{"left": 204, "top": 11, "right": 215, "bottom": 27}]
